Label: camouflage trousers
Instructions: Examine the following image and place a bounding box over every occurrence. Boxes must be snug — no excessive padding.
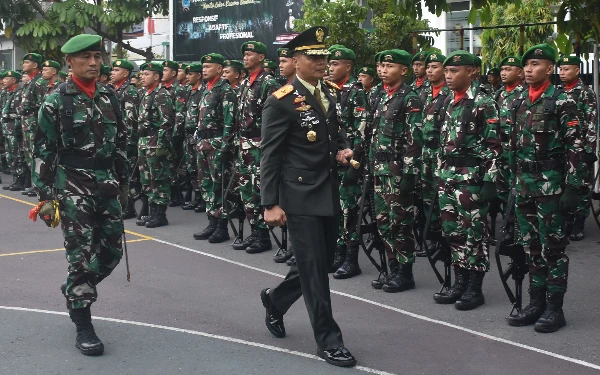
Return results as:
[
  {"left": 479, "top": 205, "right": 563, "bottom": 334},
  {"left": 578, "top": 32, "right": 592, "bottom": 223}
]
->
[
  {"left": 238, "top": 145, "right": 266, "bottom": 229},
  {"left": 2, "top": 134, "right": 22, "bottom": 176},
  {"left": 439, "top": 183, "right": 490, "bottom": 272},
  {"left": 573, "top": 166, "right": 593, "bottom": 218},
  {"left": 515, "top": 194, "right": 569, "bottom": 293},
  {"left": 421, "top": 156, "right": 441, "bottom": 231},
  {"left": 337, "top": 171, "right": 362, "bottom": 247},
  {"left": 138, "top": 147, "right": 172, "bottom": 205},
  {"left": 58, "top": 192, "right": 123, "bottom": 310},
  {"left": 185, "top": 135, "right": 199, "bottom": 190},
  {"left": 22, "top": 129, "right": 35, "bottom": 175},
  {"left": 197, "top": 144, "right": 226, "bottom": 218},
  {"left": 495, "top": 163, "right": 511, "bottom": 205},
  {"left": 374, "top": 175, "right": 416, "bottom": 264}
]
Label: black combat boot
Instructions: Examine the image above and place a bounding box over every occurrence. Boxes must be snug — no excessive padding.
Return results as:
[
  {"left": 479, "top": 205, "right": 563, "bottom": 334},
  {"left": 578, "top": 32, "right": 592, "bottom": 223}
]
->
[
  {"left": 455, "top": 270, "right": 485, "bottom": 310},
  {"left": 209, "top": 219, "right": 231, "bottom": 243},
  {"left": 194, "top": 196, "right": 207, "bottom": 213},
  {"left": 135, "top": 196, "right": 150, "bottom": 226},
  {"left": 371, "top": 274, "right": 388, "bottom": 289},
  {"left": 69, "top": 306, "right": 104, "bottom": 356},
  {"left": 181, "top": 184, "right": 193, "bottom": 209},
  {"left": 168, "top": 185, "right": 182, "bottom": 207},
  {"left": 245, "top": 228, "right": 273, "bottom": 254},
  {"left": 383, "top": 262, "right": 415, "bottom": 292},
  {"left": 534, "top": 291, "right": 567, "bottom": 333},
  {"left": 122, "top": 195, "right": 137, "bottom": 220},
  {"left": 182, "top": 189, "right": 199, "bottom": 210},
  {"left": 194, "top": 214, "right": 217, "bottom": 240},
  {"left": 286, "top": 255, "right": 296, "bottom": 266},
  {"left": 569, "top": 215, "right": 585, "bottom": 241},
  {"left": 232, "top": 225, "right": 257, "bottom": 250},
  {"left": 377, "top": 259, "right": 399, "bottom": 290},
  {"left": 434, "top": 267, "right": 469, "bottom": 304},
  {"left": 8, "top": 175, "right": 25, "bottom": 191},
  {"left": 329, "top": 244, "right": 346, "bottom": 273},
  {"left": 506, "top": 286, "right": 547, "bottom": 326},
  {"left": 333, "top": 246, "right": 362, "bottom": 279},
  {"left": 146, "top": 204, "right": 168, "bottom": 228}
]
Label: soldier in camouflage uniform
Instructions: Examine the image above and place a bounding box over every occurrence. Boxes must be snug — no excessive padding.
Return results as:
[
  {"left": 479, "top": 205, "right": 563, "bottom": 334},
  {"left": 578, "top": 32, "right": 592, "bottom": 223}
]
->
[
  {"left": 411, "top": 51, "right": 430, "bottom": 103},
  {"left": 222, "top": 59, "right": 243, "bottom": 91},
  {"left": 557, "top": 55, "right": 598, "bottom": 241},
  {"left": 357, "top": 67, "right": 375, "bottom": 96},
  {"left": 233, "top": 41, "right": 280, "bottom": 253},
  {"left": 0, "top": 70, "right": 8, "bottom": 180},
  {"left": 419, "top": 52, "right": 449, "bottom": 249},
  {"left": 97, "top": 64, "right": 110, "bottom": 84},
  {"left": 1, "top": 71, "right": 25, "bottom": 190},
  {"left": 505, "top": 45, "right": 586, "bottom": 333},
  {"left": 473, "top": 55, "right": 494, "bottom": 96},
  {"left": 494, "top": 56, "right": 527, "bottom": 242},
  {"left": 20, "top": 52, "right": 46, "bottom": 196},
  {"left": 192, "top": 54, "right": 237, "bottom": 243},
  {"left": 31, "top": 35, "right": 129, "bottom": 355},
  {"left": 137, "top": 62, "right": 174, "bottom": 228},
  {"left": 110, "top": 59, "right": 140, "bottom": 219},
  {"left": 487, "top": 68, "right": 501, "bottom": 91},
  {"left": 177, "top": 63, "right": 188, "bottom": 86},
  {"left": 41, "top": 60, "right": 61, "bottom": 95},
  {"left": 327, "top": 47, "right": 368, "bottom": 279},
  {"left": 369, "top": 49, "right": 423, "bottom": 292},
  {"left": 433, "top": 50, "right": 501, "bottom": 310}
]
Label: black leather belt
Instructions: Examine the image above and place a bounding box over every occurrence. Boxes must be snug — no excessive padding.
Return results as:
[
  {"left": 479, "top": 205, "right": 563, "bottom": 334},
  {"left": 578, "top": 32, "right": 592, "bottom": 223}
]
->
[
  {"left": 518, "top": 159, "right": 563, "bottom": 173},
  {"left": 374, "top": 151, "right": 404, "bottom": 162},
  {"left": 241, "top": 129, "right": 261, "bottom": 138},
  {"left": 59, "top": 154, "right": 114, "bottom": 170},
  {"left": 444, "top": 157, "right": 481, "bottom": 168},
  {"left": 197, "top": 128, "right": 223, "bottom": 139}
]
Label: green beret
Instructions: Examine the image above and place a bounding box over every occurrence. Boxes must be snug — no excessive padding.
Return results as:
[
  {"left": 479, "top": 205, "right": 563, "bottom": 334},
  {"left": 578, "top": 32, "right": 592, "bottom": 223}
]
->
[
  {"left": 411, "top": 51, "right": 429, "bottom": 63},
  {"left": 558, "top": 55, "right": 582, "bottom": 66},
  {"left": 140, "top": 62, "right": 163, "bottom": 73},
  {"left": 443, "top": 50, "right": 475, "bottom": 67},
  {"left": 263, "top": 59, "right": 277, "bottom": 69},
  {"left": 473, "top": 55, "right": 482, "bottom": 67},
  {"left": 201, "top": 53, "right": 225, "bottom": 65},
  {"left": 0, "top": 71, "right": 5, "bottom": 78},
  {"left": 42, "top": 60, "right": 61, "bottom": 70},
  {"left": 178, "top": 62, "right": 188, "bottom": 70},
  {"left": 100, "top": 65, "right": 111, "bottom": 75},
  {"left": 522, "top": 43, "right": 556, "bottom": 63},
  {"left": 380, "top": 49, "right": 411, "bottom": 66},
  {"left": 328, "top": 44, "right": 347, "bottom": 52},
  {"left": 487, "top": 68, "right": 500, "bottom": 76},
  {"left": 61, "top": 34, "right": 102, "bottom": 54},
  {"left": 23, "top": 53, "right": 43, "bottom": 64},
  {"left": 113, "top": 59, "right": 135, "bottom": 71},
  {"left": 328, "top": 47, "right": 356, "bottom": 61},
  {"left": 162, "top": 60, "right": 179, "bottom": 70},
  {"left": 186, "top": 63, "right": 203, "bottom": 73},
  {"left": 358, "top": 66, "right": 376, "bottom": 77},
  {"left": 499, "top": 56, "right": 522, "bottom": 68},
  {"left": 277, "top": 48, "right": 292, "bottom": 58},
  {"left": 425, "top": 53, "right": 446, "bottom": 65},
  {"left": 241, "top": 41, "right": 267, "bottom": 55},
  {"left": 5, "top": 70, "right": 22, "bottom": 80},
  {"left": 58, "top": 71, "right": 68, "bottom": 79},
  {"left": 375, "top": 51, "right": 384, "bottom": 63},
  {"left": 223, "top": 60, "right": 244, "bottom": 70}
]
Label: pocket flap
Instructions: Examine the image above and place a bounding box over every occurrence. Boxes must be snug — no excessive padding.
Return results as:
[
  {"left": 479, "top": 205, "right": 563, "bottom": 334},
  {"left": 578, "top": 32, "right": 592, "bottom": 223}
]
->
[{"left": 283, "top": 167, "right": 317, "bottom": 185}]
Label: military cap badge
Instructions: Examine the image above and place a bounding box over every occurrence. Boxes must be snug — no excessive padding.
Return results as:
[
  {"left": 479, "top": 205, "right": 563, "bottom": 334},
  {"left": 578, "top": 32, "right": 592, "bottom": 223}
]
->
[
  {"left": 363, "top": 67, "right": 368, "bottom": 72},
  {"left": 248, "top": 43, "right": 254, "bottom": 49},
  {"left": 385, "top": 54, "right": 393, "bottom": 61},
  {"left": 335, "top": 51, "right": 341, "bottom": 57},
  {"left": 534, "top": 49, "right": 543, "bottom": 56},
  {"left": 281, "top": 50, "right": 288, "bottom": 56},
  {"left": 225, "top": 60, "right": 230, "bottom": 64},
  {"left": 45, "top": 61, "right": 50, "bottom": 66},
  {"left": 430, "top": 54, "right": 437, "bottom": 60},
  {"left": 206, "top": 56, "right": 212, "bottom": 61},
  {"left": 316, "top": 28, "right": 325, "bottom": 43},
  {"left": 563, "top": 57, "right": 569, "bottom": 62},
  {"left": 7, "top": 71, "right": 12, "bottom": 76},
  {"left": 116, "top": 61, "right": 122, "bottom": 66},
  {"left": 508, "top": 58, "right": 514, "bottom": 63},
  {"left": 453, "top": 55, "right": 461, "bottom": 62},
  {"left": 419, "top": 53, "right": 425, "bottom": 59}
]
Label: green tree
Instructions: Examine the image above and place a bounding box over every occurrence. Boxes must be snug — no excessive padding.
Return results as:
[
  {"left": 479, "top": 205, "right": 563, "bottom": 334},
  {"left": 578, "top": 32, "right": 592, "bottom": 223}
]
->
[{"left": 480, "top": 0, "right": 556, "bottom": 67}]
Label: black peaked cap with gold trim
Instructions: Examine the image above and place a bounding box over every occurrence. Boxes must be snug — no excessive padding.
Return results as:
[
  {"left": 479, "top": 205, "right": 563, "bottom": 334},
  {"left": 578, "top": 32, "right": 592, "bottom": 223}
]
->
[{"left": 283, "top": 26, "right": 330, "bottom": 56}]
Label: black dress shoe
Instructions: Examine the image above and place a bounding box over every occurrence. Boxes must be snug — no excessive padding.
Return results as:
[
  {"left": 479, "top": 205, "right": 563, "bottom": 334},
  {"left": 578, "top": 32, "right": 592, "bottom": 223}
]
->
[
  {"left": 317, "top": 347, "right": 357, "bottom": 367},
  {"left": 260, "top": 288, "right": 285, "bottom": 338}
]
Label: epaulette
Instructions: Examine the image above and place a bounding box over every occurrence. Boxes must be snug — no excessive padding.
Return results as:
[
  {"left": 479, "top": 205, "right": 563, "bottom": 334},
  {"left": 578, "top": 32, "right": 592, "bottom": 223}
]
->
[
  {"left": 272, "top": 84, "right": 294, "bottom": 100},
  {"left": 325, "top": 80, "right": 340, "bottom": 91}
]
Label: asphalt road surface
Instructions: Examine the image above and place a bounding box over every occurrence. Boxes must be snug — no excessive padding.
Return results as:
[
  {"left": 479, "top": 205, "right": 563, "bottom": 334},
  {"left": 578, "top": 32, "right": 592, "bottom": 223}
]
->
[{"left": 1, "top": 171, "right": 599, "bottom": 375}]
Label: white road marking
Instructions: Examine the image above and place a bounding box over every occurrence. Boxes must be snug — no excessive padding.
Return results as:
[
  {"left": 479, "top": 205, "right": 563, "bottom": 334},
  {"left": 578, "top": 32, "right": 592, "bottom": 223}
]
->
[
  {"left": 153, "top": 239, "right": 600, "bottom": 371},
  {"left": 0, "top": 305, "right": 394, "bottom": 375}
]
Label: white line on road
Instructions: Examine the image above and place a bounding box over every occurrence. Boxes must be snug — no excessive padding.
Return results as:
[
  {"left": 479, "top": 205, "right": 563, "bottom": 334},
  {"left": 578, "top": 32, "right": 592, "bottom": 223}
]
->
[
  {"left": 0, "top": 305, "right": 395, "bottom": 375},
  {"left": 153, "top": 238, "right": 600, "bottom": 371}
]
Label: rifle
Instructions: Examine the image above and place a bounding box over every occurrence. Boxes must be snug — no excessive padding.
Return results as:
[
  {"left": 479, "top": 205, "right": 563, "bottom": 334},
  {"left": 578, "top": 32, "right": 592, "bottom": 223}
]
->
[
  {"left": 487, "top": 196, "right": 503, "bottom": 246},
  {"left": 269, "top": 225, "right": 288, "bottom": 257},
  {"left": 222, "top": 162, "right": 245, "bottom": 245},
  {"left": 121, "top": 218, "right": 131, "bottom": 282}
]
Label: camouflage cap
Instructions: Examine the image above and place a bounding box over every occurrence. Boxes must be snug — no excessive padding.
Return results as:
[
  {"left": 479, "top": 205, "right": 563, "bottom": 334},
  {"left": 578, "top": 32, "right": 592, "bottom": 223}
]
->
[
  {"left": 263, "top": 59, "right": 277, "bottom": 69},
  {"left": 487, "top": 67, "right": 500, "bottom": 76},
  {"left": 425, "top": 53, "right": 446, "bottom": 65},
  {"left": 277, "top": 48, "right": 292, "bottom": 58},
  {"left": 557, "top": 55, "right": 582, "bottom": 66},
  {"left": 443, "top": 50, "right": 476, "bottom": 67},
  {"left": 411, "top": 51, "right": 429, "bottom": 63},
  {"left": 328, "top": 47, "right": 356, "bottom": 61},
  {"left": 186, "top": 63, "right": 203, "bottom": 73},
  {"left": 23, "top": 52, "right": 44, "bottom": 64},
  {"left": 163, "top": 60, "right": 179, "bottom": 70},
  {"left": 5, "top": 70, "right": 23, "bottom": 80},
  {"left": 113, "top": 59, "right": 135, "bottom": 71},
  {"left": 223, "top": 60, "right": 244, "bottom": 70},
  {"left": 100, "top": 64, "right": 111, "bottom": 75},
  {"left": 358, "top": 66, "right": 376, "bottom": 77},
  {"left": 380, "top": 49, "right": 411, "bottom": 67},
  {"left": 499, "top": 56, "right": 522, "bottom": 68},
  {"left": 522, "top": 43, "right": 556, "bottom": 63},
  {"left": 178, "top": 62, "right": 188, "bottom": 70},
  {"left": 61, "top": 34, "right": 102, "bottom": 54},
  {"left": 201, "top": 53, "right": 225, "bottom": 65},
  {"left": 140, "top": 62, "right": 164, "bottom": 72},
  {"left": 241, "top": 41, "right": 267, "bottom": 55},
  {"left": 43, "top": 60, "right": 61, "bottom": 70}
]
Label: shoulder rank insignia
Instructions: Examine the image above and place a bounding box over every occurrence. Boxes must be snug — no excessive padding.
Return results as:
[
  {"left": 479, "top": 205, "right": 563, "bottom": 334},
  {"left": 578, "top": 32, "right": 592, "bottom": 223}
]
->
[
  {"left": 324, "top": 80, "right": 340, "bottom": 91},
  {"left": 273, "top": 84, "right": 294, "bottom": 99}
]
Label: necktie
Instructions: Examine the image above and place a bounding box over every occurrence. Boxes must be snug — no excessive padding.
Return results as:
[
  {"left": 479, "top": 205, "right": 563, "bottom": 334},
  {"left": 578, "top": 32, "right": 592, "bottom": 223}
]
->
[{"left": 313, "top": 87, "right": 327, "bottom": 114}]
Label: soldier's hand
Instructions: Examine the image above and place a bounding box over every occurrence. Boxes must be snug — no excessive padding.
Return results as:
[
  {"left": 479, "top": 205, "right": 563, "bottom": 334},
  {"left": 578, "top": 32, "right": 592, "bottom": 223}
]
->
[
  {"left": 119, "top": 184, "right": 129, "bottom": 210},
  {"left": 559, "top": 186, "right": 578, "bottom": 213},
  {"left": 479, "top": 181, "right": 497, "bottom": 204},
  {"left": 399, "top": 174, "right": 416, "bottom": 194},
  {"left": 336, "top": 149, "right": 353, "bottom": 166},
  {"left": 264, "top": 205, "right": 287, "bottom": 227}
]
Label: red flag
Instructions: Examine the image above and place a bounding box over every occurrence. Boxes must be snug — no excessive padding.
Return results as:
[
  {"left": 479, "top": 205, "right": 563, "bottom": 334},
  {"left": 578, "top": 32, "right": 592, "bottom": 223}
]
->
[{"left": 147, "top": 17, "right": 155, "bottom": 35}]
